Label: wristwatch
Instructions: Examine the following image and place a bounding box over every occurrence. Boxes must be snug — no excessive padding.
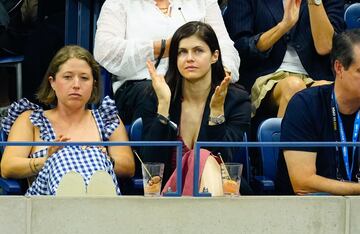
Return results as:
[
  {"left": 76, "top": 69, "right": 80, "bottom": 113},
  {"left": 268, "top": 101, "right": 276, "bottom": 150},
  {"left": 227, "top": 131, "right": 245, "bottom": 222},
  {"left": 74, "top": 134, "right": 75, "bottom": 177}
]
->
[
  {"left": 209, "top": 114, "right": 225, "bottom": 125},
  {"left": 308, "top": 0, "right": 321, "bottom": 5},
  {"left": 157, "top": 113, "right": 170, "bottom": 125}
]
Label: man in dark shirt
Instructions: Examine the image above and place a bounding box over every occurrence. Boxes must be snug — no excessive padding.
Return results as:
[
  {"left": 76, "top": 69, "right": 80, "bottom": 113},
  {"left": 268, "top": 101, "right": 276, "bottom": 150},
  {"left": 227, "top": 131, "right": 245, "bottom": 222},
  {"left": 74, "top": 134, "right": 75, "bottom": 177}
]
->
[{"left": 277, "top": 29, "right": 360, "bottom": 195}]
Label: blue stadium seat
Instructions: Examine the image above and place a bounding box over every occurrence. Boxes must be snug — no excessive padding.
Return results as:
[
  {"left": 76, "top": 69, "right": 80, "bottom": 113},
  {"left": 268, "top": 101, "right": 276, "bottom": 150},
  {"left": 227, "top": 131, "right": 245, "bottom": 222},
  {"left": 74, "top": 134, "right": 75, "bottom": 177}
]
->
[
  {"left": 0, "top": 128, "right": 23, "bottom": 195},
  {"left": 128, "top": 118, "right": 144, "bottom": 190},
  {"left": 0, "top": 55, "right": 24, "bottom": 100},
  {"left": 253, "top": 118, "right": 282, "bottom": 194},
  {"left": 344, "top": 3, "right": 360, "bottom": 29},
  {"left": 129, "top": 118, "right": 143, "bottom": 142}
]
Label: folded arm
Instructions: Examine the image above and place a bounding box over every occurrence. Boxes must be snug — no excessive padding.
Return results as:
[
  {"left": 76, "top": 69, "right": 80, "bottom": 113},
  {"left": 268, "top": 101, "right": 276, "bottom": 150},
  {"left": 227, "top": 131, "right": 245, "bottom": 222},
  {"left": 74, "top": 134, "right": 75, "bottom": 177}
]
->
[{"left": 284, "top": 150, "right": 360, "bottom": 195}]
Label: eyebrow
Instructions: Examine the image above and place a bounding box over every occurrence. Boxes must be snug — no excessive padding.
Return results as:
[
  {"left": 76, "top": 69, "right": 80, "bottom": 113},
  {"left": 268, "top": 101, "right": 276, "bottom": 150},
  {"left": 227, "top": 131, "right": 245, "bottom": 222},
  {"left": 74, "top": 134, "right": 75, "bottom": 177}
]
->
[{"left": 178, "top": 45, "right": 204, "bottom": 50}]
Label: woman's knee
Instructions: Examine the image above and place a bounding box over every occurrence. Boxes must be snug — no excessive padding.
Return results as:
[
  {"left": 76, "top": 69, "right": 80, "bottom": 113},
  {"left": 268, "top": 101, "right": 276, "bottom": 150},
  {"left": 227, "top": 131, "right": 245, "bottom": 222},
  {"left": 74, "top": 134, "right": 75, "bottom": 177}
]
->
[
  {"left": 275, "top": 76, "right": 306, "bottom": 101},
  {"left": 282, "top": 76, "right": 306, "bottom": 94},
  {"left": 200, "top": 156, "right": 223, "bottom": 196}
]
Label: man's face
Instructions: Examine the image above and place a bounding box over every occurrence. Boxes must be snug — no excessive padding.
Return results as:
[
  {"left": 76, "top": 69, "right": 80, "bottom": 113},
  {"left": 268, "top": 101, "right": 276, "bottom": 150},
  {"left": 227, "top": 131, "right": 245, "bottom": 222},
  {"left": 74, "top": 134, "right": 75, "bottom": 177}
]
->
[{"left": 337, "top": 45, "right": 360, "bottom": 99}]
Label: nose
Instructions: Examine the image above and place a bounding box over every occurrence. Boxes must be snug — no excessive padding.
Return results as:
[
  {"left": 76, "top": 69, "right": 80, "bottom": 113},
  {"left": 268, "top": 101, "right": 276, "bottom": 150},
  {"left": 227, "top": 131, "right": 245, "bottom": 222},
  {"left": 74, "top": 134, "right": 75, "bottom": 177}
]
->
[
  {"left": 186, "top": 51, "right": 195, "bottom": 61},
  {"left": 72, "top": 76, "right": 80, "bottom": 89}
]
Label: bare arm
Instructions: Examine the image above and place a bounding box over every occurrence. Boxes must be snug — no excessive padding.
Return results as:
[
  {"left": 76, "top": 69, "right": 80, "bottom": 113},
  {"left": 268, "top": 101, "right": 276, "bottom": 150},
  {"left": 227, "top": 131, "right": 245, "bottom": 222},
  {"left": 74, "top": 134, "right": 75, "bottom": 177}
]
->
[
  {"left": 256, "top": 0, "right": 301, "bottom": 52},
  {"left": 153, "top": 38, "right": 171, "bottom": 58},
  {"left": 308, "top": 3, "right": 334, "bottom": 55},
  {"left": 256, "top": 22, "right": 292, "bottom": 52},
  {"left": 284, "top": 150, "right": 360, "bottom": 195},
  {"left": 1, "top": 111, "right": 45, "bottom": 179},
  {"left": 108, "top": 118, "right": 135, "bottom": 178}
]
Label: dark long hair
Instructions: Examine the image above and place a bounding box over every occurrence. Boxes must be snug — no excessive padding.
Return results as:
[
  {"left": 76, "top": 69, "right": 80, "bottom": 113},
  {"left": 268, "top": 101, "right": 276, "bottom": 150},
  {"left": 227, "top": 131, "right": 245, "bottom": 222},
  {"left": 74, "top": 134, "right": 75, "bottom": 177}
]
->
[{"left": 165, "top": 21, "right": 225, "bottom": 103}]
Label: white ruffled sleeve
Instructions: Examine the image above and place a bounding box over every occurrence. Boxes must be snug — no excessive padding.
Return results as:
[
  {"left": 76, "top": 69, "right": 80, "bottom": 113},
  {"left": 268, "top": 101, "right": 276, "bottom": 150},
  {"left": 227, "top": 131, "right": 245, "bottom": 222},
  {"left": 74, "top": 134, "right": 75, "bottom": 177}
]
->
[
  {"left": 97, "top": 96, "right": 121, "bottom": 141},
  {"left": 1, "top": 98, "right": 42, "bottom": 135},
  {"left": 205, "top": 0, "right": 240, "bottom": 82},
  {"left": 94, "top": 0, "right": 154, "bottom": 82}
]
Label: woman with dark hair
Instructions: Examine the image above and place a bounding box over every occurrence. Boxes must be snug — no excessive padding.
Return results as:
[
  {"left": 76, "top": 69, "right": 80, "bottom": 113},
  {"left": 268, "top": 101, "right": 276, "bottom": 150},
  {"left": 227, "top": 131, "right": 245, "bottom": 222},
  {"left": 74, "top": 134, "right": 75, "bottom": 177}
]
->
[
  {"left": 1, "top": 45, "right": 134, "bottom": 195},
  {"left": 141, "top": 21, "right": 251, "bottom": 196},
  {"left": 94, "top": 0, "right": 240, "bottom": 126}
]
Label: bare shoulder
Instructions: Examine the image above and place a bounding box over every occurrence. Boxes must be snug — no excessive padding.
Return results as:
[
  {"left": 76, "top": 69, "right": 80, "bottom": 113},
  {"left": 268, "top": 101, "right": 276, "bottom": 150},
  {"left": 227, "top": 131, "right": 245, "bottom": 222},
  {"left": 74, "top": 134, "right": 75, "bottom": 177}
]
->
[
  {"left": 108, "top": 116, "right": 129, "bottom": 142},
  {"left": 13, "top": 110, "right": 33, "bottom": 125},
  {"left": 7, "top": 110, "right": 34, "bottom": 140}
]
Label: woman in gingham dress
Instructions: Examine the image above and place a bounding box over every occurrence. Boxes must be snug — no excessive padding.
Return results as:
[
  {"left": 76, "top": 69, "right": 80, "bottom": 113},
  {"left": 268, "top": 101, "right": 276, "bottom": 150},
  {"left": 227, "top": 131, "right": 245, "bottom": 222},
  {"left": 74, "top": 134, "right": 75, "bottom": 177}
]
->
[{"left": 0, "top": 45, "right": 135, "bottom": 195}]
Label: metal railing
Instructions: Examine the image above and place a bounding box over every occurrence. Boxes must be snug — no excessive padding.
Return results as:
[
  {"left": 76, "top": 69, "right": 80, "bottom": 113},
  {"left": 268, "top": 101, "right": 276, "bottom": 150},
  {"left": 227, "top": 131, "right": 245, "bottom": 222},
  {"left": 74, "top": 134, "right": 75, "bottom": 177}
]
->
[
  {"left": 194, "top": 141, "right": 360, "bottom": 197},
  {"left": 0, "top": 141, "right": 183, "bottom": 197},
  {"left": 2, "top": 141, "right": 360, "bottom": 197}
]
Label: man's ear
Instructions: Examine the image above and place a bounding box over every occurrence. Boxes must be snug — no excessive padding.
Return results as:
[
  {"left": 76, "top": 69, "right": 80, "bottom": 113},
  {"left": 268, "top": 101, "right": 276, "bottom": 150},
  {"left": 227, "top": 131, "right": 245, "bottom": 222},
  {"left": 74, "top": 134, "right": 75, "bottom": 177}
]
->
[
  {"left": 211, "top": 50, "right": 219, "bottom": 64},
  {"left": 334, "top": 60, "right": 344, "bottom": 78}
]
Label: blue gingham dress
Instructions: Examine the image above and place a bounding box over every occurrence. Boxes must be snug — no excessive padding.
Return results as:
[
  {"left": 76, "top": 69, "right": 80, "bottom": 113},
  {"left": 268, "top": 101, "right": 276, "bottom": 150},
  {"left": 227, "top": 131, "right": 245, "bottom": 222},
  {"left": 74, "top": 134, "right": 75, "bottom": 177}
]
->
[{"left": 1, "top": 96, "right": 121, "bottom": 195}]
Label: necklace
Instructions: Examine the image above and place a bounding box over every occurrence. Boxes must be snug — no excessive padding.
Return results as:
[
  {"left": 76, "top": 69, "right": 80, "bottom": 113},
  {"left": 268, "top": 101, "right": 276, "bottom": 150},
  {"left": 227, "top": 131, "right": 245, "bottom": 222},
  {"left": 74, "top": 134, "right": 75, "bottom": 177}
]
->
[
  {"left": 158, "top": 7, "right": 169, "bottom": 14},
  {"left": 155, "top": 0, "right": 170, "bottom": 15}
]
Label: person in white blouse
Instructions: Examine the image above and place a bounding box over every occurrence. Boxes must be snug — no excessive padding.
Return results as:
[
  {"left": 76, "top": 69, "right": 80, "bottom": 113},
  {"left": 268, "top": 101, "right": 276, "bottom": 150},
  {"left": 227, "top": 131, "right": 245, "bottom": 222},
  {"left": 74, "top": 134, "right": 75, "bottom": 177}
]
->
[{"left": 94, "top": 0, "right": 240, "bottom": 124}]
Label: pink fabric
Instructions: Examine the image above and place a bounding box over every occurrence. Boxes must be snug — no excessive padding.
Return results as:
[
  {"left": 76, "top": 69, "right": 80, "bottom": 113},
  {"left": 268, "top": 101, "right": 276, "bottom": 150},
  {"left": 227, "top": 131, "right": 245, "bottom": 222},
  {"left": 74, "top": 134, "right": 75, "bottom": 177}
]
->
[
  {"left": 170, "top": 136, "right": 191, "bottom": 171},
  {"left": 162, "top": 149, "right": 212, "bottom": 196}
]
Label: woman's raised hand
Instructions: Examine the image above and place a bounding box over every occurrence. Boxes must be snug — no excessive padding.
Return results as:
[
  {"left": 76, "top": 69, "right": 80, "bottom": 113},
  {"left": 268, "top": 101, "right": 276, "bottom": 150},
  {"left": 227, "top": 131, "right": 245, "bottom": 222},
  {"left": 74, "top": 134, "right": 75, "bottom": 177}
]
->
[
  {"left": 47, "top": 134, "right": 71, "bottom": 159},
  {"left": 209, "top": 75, "right": 231, "bottom": 116},
  {"left": 282, "top": 0, "right": 302, "bottom": 30},
  {"left": 146, "top": 59, "right": 171, "bottom": 116}
]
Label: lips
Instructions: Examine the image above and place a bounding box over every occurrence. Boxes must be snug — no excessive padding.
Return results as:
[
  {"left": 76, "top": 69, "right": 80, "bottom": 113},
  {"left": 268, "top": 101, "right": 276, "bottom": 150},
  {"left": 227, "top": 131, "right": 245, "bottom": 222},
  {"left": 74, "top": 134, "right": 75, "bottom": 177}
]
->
[
  {"left": 69, "top": 93, "right": 81, "bottom": 97},
  {"left": 185, "top": 66, "right": 198, "bottom": 71}
]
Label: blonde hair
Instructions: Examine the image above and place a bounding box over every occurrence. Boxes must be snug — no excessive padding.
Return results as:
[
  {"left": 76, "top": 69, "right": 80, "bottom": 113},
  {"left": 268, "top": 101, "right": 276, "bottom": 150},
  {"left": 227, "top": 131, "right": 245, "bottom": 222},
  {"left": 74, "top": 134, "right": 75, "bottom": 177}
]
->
[{"left": 36, "top": 45, "right": 101, "bottom": 106}]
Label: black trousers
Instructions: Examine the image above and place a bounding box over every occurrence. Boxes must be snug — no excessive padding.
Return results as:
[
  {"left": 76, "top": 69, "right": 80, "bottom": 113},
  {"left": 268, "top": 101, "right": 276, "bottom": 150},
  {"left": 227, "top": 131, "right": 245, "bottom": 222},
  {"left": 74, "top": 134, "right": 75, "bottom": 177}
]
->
[{"left": 114, "top": 79, "right": 153, "bottom": 125}]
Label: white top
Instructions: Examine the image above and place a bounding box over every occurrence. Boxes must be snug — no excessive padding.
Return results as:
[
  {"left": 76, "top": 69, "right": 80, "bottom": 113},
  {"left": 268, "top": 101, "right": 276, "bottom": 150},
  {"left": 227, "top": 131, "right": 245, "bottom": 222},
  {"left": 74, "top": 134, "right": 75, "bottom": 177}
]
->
[
  {"left": 94, "top": 0, "right": 240, "bottom": 92},
  {"left": 276, "top": 45, "right": 308, "bottom": 75},
  {"left": 277, "top": 0, "right": 308, "bottom": 75}
]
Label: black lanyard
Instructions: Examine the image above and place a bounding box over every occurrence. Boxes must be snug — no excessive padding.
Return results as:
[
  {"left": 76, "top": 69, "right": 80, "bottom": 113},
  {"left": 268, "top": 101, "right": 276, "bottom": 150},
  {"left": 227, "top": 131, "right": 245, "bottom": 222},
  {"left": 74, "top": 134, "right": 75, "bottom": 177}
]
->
[{"left": 331, "top": 90, "right": 360, "bottom": 181}]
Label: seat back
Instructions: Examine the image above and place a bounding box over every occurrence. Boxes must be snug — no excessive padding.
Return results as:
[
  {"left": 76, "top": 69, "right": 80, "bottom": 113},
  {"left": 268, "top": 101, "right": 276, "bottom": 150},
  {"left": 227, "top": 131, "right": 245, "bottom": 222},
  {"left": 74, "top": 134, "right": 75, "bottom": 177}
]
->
[
  {"left": 0, "top": 128, "right": 24, "bottom": 195},
  {"left": 125, "top": 118, "right": 144, "bottom": 192},
  {"left": 129, "top": 117, "right": 143, "bottom": 141},
  {"left": 0, "top": 128, "right": 7, "bottom": 155},
  {"left": 257, "top": 118, "right": 282, "bottom": 181},
  {"left": 344, "top": 3, "right": 360, "bottom": 29}
]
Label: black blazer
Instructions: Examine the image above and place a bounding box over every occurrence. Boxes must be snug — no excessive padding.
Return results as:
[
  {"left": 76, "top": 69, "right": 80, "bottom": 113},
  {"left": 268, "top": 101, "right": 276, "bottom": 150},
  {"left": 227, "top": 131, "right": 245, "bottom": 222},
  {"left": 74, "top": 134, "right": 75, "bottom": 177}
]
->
[
  {"left": 224, "top": 0, "right": 345, "bottom": 92},
  {"left": 140, "top": 84, "right": 251, "bottom": 183}
]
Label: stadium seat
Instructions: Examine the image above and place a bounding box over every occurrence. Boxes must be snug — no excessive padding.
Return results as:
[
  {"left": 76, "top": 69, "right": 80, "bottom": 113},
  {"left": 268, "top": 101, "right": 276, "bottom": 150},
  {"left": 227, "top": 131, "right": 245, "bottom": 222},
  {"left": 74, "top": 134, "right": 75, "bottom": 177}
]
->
[
  {"left": 129, "top": 118, "right": 143, "bottom": 142},
  {"left": 344, "top": 3, "right": 360, "bottom": 29},
  {"left": 253, "top": 118, "right": 282, "bottom": 194},
  {"left": 128, "top": 118, "right": 144, "bottom": 191},
  {"left": 0, "top": 55, "right": 24, "bottom": 100},
  {"left": 0, "top": 128, "right": 23, "bottom": 195}
]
